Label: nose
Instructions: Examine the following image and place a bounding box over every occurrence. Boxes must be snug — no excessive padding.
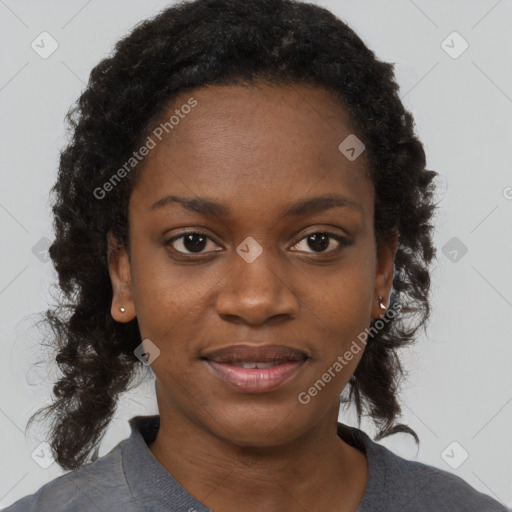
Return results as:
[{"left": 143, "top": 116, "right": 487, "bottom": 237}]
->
[{"left": 215, "top": 244, "right": 299, "bottom": 326}]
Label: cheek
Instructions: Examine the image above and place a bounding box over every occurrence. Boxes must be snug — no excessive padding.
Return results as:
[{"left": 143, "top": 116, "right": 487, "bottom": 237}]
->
[
  {"left": 307, "top": 257, "right": 374, "bottom": 334},
  {"left": 128, "top": 245, "right": 192, "bottom": 341},
  {"left": 129, "top": 248, "right": 223, "bottom": 360},
  {"left": 300, "top": 275, "right": 373, "bottom": 397},
  {"left": 299, "top": 258, "right": 375, "bottom": 382}
]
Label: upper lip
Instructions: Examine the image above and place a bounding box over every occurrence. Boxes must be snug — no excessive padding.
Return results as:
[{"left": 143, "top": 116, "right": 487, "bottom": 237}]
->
[{"left": 202, "top": 344, "right": 308, "bottom": 364}]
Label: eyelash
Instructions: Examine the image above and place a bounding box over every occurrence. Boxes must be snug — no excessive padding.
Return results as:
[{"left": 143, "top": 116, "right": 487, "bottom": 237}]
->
[{"left": 164, "top": 230, "right": 351, "bottom": 257}]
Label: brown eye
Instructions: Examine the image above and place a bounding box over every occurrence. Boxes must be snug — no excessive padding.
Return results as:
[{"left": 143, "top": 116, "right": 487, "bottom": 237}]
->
[
  {"left": 165, "top": 232, "right": 220, "bottom": 255},
  {"left": 291, "top": 232, "right": 350, "bottom": 254}
]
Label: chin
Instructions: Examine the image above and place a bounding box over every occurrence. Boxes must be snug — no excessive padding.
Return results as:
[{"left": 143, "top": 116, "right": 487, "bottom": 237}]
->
[{"left": 203, "top": 402, "right": 317, "bottom": 449}]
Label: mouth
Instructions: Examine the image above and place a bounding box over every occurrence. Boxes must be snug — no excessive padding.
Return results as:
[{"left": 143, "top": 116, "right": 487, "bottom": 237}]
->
[{"left": 201, "top": 344, "right": 308, "bottom": 393}]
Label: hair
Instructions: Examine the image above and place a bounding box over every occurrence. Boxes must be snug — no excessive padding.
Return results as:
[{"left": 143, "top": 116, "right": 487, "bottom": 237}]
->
[{"left": 26, "top": 0, "right": 437, "bottom": 471}]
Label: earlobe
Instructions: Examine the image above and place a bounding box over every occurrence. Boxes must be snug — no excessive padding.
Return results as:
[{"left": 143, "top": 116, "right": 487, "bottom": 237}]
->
[
  {"left": 377, "top": 295, "right": 387, "bottom": 317},
  {"left": 107, "top": 231, "right": 136, "bottom": 323},
  {"left": 372, "top": 228, "right": 398, "bottom": 318}
]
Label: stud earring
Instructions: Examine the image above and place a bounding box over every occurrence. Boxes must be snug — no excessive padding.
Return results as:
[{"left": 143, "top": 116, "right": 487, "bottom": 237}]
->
[
  {"left": 119, "top": 307, "right": 125, "bottom": 313},
  {"left": 378, "top": 296, "right": 386, "bottom": 311}
]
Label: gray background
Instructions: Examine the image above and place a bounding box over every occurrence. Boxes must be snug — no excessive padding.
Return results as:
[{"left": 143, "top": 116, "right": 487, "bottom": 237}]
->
[{"left": 1, "top": 0, "right": 511, "bottom": 508}]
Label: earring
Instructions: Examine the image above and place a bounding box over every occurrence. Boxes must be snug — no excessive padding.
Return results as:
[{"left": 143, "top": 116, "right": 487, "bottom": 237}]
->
[
  {"left": 378, "top": 296, "right": 386, "bottom": 311},
  {"left": 119, "top": 307, "right": 125, "bottom": 313}
]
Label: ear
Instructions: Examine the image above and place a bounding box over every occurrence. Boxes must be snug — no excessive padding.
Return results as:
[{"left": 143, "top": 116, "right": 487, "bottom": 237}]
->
[
  {"left": 107, "top": 231, "right": 136, "bottom": 323},
  {"left": 371, "top": 227, "right": 398, "bottom": 319}
]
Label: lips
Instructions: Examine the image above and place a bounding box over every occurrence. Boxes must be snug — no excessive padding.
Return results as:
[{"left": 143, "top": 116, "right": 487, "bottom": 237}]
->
[
  {"left": 204, "top": 344, "right": 307, "bottom": 364},
  {"left": 202, "top": 344, "right": 308, "bottom": 393}
]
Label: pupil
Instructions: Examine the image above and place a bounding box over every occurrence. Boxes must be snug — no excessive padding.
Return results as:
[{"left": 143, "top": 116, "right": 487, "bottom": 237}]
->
[
  {"left": 184, "top": 233, "right": 207, "bottom": 252},
  {"left": 308, "top": 233, "right": 329, "bottom": 252}
]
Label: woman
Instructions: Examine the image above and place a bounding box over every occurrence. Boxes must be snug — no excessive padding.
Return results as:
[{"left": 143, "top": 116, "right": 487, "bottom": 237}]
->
[{"left": 5, "top": 0, "right": 508, "bottom": 510}]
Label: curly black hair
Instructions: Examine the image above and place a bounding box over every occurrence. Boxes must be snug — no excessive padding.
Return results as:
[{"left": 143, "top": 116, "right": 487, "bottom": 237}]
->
[{"left": 26, "top": 0, "right": 437, "bottom": 471}]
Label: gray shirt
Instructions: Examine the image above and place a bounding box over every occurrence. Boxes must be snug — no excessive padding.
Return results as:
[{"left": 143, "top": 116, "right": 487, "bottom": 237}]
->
[{"left": 4, "top": 415, "right": 509, "bottom": 512}]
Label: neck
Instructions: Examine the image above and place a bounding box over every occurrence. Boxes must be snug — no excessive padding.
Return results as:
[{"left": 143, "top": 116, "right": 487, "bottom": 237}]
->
[{"left": 148, "top": 406, "right": 368, "bottom": 512}]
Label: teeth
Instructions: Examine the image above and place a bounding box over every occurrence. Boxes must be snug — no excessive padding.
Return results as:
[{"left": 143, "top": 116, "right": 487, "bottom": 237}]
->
[
  {"left": 255, "top": 361, "right": 277, "bottom": 369},
  {"left": 231, "top": 361, "right": 280, "bottom": 369}
]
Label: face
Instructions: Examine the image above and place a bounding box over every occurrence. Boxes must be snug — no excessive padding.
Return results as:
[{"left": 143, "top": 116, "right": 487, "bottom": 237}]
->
[{"left": 108, "top": 82, "right": 397, "bottom": 447}]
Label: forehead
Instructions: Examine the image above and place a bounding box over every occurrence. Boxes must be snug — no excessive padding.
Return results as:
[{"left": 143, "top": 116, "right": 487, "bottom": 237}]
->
[{"left": 130, "top": 82, "right": 373, "bottom": 223}]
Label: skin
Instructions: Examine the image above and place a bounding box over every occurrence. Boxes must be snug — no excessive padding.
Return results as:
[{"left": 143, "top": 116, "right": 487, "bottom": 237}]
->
[{"left": 108, "top": 81, "right": 398, "bottom": 512}]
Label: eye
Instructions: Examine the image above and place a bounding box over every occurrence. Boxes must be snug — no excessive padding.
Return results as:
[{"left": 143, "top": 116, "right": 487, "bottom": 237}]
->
[
  {"left": 165, "top": 231, "right": 221, "bottom": 255},
  {"left": 164, "top": 230, "right": 351, "bottom": 258},
  {"left": 291, "top": 231, "right": 351, "bottom": 254}
]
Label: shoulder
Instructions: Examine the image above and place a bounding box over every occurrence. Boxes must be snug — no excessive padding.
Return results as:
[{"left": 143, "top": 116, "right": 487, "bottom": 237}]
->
[
  {"left": 3, "top": 438, "right": 138, "bottom": 512},
  {"left": 364, "top": 439, "right": 509, "bottom": 511},
  {"left": 338, "top": 423, "right": 509, "bottom": 512}
]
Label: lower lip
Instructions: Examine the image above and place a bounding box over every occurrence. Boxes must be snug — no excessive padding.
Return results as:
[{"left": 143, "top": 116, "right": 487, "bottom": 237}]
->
[{"left": 206, "top": 360, "right": 305, "bottom": 393}]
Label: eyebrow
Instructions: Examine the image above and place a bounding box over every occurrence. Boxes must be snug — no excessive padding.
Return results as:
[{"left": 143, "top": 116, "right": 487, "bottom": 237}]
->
[{"left": 149, "top": 193, "right": 361, "bottom": 218}]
